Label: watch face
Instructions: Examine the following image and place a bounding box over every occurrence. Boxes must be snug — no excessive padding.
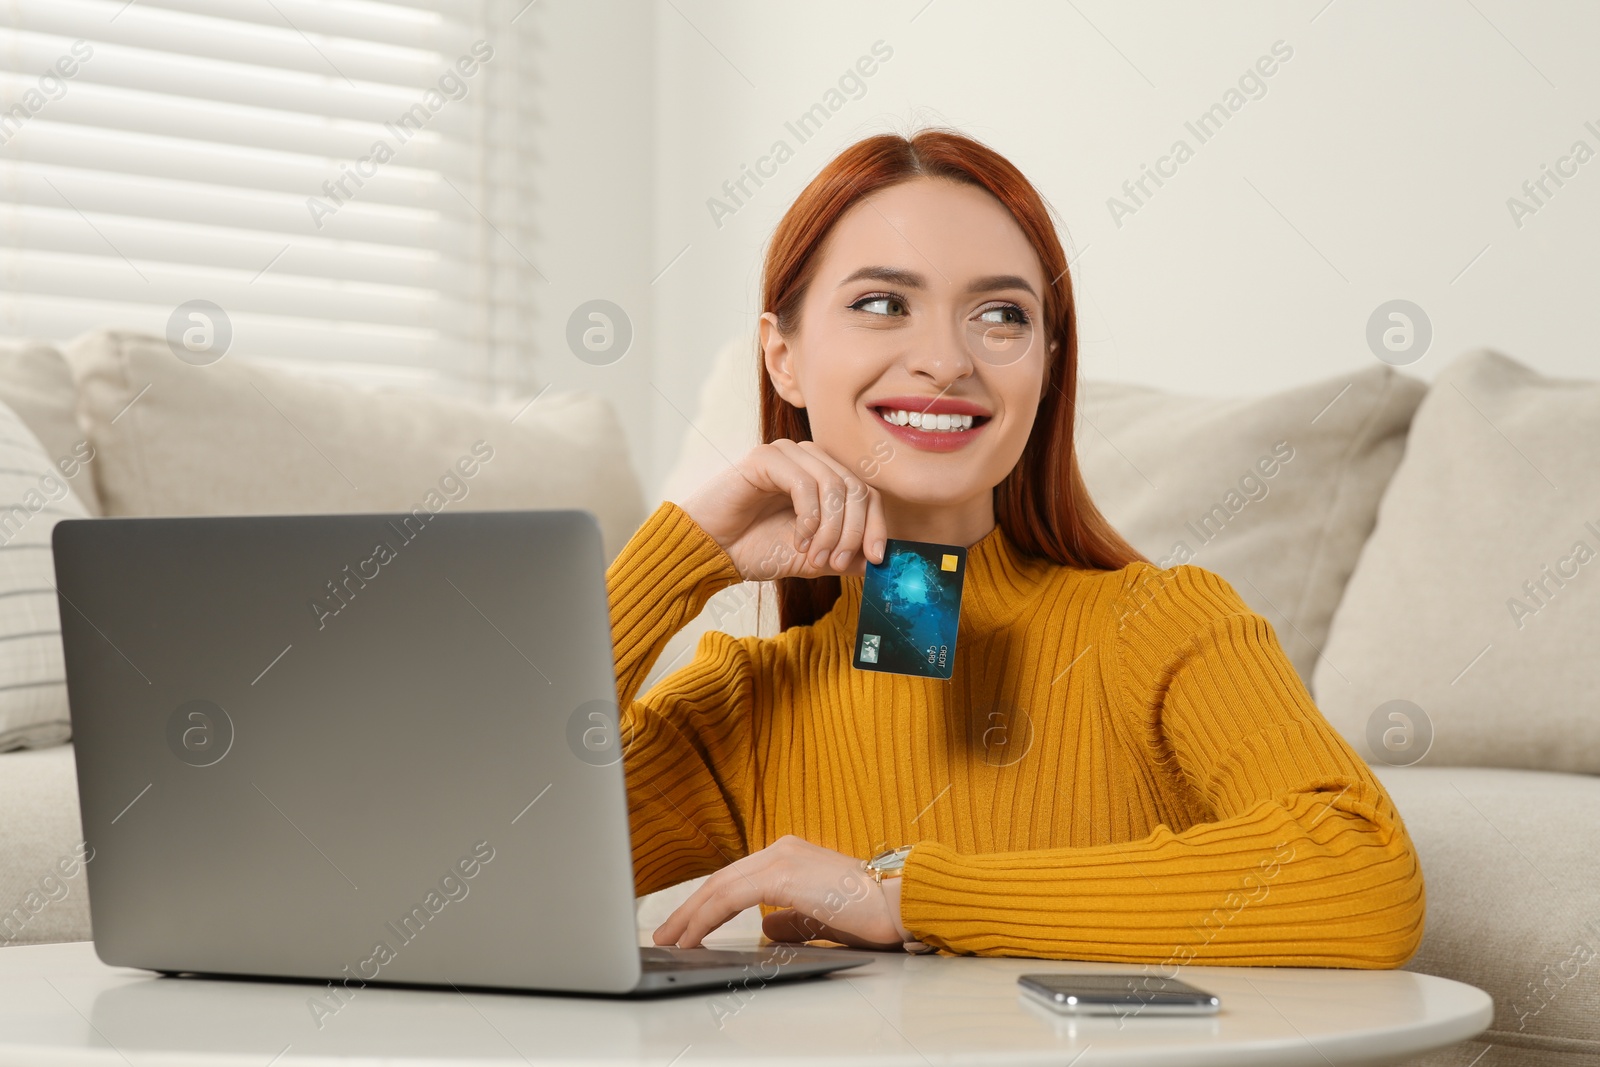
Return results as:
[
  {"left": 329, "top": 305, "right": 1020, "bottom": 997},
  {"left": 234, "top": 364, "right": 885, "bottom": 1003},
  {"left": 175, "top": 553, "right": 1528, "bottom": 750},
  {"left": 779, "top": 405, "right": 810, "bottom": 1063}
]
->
[{"left": 871, "top": 846, "right": 910, "bottom": 870}]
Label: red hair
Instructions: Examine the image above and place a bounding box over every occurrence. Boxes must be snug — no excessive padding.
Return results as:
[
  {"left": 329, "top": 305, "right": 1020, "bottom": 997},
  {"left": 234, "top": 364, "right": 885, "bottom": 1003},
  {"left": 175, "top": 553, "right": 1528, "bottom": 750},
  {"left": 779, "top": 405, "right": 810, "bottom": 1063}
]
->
[{"left": 760, "top": 129, "right": 1149, "bottom": 630}]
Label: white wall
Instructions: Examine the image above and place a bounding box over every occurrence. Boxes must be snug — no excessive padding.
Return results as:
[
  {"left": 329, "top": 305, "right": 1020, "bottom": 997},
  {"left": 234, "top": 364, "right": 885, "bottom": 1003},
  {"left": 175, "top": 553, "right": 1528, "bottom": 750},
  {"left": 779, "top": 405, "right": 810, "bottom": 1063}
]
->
[
  {"left": 525, "top": 0, "right": 658, "bottom": 493},
  {"left": 622, "top": 0, "right": 1599, "bottom": 502}
]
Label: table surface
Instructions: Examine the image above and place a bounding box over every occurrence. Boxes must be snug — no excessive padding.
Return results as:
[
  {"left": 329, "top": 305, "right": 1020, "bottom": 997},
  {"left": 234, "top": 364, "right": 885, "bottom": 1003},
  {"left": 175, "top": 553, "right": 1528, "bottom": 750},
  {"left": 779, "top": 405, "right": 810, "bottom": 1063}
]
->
[{"left": 0, "top": 939, "right": 1492, "bottom": 1067}]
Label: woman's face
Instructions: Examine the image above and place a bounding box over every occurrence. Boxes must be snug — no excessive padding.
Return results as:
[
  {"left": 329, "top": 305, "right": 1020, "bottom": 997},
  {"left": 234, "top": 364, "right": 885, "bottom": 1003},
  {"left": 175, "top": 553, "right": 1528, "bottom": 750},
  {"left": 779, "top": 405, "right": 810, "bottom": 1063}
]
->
[{"left": 761, "top": 177, "right": 1052, "bottom": 536}]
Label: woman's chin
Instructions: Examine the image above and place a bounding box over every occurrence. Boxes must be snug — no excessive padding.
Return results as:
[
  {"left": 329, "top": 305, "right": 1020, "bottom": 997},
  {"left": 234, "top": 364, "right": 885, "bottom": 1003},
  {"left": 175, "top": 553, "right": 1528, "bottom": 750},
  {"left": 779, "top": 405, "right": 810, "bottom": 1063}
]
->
[{"left": 872, "top": 481, "right": 987, "bottom": 514}]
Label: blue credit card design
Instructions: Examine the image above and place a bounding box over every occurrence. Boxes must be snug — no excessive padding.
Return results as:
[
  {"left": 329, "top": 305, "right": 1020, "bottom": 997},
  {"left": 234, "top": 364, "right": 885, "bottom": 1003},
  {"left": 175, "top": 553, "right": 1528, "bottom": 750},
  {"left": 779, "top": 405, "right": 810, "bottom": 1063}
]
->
[{"left": 853, "top": 539, "right": 967, "bottom": 679}]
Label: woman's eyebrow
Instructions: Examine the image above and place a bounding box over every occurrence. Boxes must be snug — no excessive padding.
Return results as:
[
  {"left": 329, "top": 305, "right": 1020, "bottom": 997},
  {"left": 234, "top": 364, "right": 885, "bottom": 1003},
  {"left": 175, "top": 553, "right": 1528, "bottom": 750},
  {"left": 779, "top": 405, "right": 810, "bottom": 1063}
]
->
[
  {"left": 838, "top": 265, "right": 925, "bottom": 289},
  {"left": 837, "top": 266, "right": 1038, "bottom": 299},
  {"left": 966, "top": 274, "right": 1037, "bottom": 298}
]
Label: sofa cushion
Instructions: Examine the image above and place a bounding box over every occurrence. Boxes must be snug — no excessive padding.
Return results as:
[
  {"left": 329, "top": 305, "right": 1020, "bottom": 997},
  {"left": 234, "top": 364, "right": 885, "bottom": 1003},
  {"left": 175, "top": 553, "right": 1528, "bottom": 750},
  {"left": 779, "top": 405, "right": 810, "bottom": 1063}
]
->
[
  {"left": 1317, "top": 349, "right": 1600, "bottom": 773},
  {"left": 646, "top": 334, "right": 777, "bottom": 699},
  {"left": 0, "top": 397, "right": 91, "bottom": 751},
  {"left": 658, "top": 334, "right": 763, "bottom": 507},
  {"left": 0, "top": 339, "right": 99, "bottom": 516},
  {"left": 1375, "top": 764, "right": 1600, "bottom": 1062},
  {"left": 62, "top": 330, "right": 645, "bottom": 562},
  {"left": 1071, "top": 364, "right": 1426, "bottom": 690},
  {"left": 0, "top": 743, "right": 90, "bottom": 947},
  {"left": 654, "top": 333, "right": 1427, "bottom": 692}
]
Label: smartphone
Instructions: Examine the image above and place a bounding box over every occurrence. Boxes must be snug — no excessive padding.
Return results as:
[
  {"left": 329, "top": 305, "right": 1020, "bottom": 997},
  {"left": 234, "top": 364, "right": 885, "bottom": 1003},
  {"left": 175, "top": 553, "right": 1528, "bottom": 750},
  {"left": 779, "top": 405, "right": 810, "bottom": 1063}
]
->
[{"left": 1018, "top": 974, "right": 1220, "bottom": 1016}]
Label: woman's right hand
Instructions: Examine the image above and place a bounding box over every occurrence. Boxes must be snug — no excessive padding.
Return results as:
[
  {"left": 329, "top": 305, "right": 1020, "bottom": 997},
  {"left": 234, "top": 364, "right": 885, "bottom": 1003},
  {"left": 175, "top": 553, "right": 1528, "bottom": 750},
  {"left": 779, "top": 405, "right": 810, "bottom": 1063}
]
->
[{"left": 680, "top": 439, "right": 887, "bottom": 581}]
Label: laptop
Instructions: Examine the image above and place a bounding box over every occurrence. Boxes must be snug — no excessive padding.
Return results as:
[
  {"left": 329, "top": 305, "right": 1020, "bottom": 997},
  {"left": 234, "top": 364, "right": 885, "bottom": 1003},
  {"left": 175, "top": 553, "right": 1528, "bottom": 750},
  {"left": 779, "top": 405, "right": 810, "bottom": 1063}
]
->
[{"left": 52, "top": 508, "right": 872, "bottom": 996}]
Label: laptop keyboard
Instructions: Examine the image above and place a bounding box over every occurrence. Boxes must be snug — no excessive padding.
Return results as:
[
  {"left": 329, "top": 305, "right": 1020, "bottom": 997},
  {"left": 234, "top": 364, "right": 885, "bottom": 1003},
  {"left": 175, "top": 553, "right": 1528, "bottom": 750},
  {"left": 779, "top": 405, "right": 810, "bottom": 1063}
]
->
[{"left": 639, "top": 946, "right": 774, "bottom": 971}]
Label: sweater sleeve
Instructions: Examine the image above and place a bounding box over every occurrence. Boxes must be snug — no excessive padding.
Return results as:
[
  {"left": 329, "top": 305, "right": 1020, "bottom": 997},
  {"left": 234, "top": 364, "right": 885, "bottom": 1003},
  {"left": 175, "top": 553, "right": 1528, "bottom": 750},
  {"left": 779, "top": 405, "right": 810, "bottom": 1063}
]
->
[
  {"left": 606, "top": 500, "right": 761, "bottom": 897},
  {"left": 897, "top": 562, "right": 1426, "bottom": 968}
]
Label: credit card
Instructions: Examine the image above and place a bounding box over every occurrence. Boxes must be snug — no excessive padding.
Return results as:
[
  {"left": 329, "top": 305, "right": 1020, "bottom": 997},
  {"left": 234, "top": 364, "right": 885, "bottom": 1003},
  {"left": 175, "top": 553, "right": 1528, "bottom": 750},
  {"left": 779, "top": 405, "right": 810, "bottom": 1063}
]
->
[{"left": 853, "top": 538, "right": 967, "bottom": 680}]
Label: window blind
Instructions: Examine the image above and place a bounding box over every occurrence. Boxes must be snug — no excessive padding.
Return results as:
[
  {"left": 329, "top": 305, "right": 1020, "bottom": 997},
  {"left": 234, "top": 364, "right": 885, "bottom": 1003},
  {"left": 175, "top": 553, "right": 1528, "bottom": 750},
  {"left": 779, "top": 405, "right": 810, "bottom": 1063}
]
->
[{"left": 0, "top": 0, "right": 537, "bottom": 394}]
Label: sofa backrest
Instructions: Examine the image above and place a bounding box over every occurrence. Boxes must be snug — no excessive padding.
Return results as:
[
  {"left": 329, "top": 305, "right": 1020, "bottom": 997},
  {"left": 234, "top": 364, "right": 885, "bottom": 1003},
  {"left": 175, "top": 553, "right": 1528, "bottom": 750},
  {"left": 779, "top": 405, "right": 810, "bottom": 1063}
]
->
[{"left": 61, "top": 330, "right": 645, "bottom": 562}]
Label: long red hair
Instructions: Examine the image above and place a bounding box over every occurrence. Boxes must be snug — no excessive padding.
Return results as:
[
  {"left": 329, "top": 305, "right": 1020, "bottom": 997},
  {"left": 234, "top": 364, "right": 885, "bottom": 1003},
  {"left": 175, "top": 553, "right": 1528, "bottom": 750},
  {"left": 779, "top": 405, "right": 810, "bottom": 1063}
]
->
[{"left": 760, "top": 129, "right": 1149, "bottom": 631}]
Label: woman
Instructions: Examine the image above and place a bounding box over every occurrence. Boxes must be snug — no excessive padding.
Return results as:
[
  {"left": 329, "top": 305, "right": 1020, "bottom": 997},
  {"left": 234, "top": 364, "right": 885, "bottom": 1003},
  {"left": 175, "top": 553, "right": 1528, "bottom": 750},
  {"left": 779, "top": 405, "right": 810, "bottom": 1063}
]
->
[{"left": 607, "top": 129, "right": 1425, "bottom": 966}]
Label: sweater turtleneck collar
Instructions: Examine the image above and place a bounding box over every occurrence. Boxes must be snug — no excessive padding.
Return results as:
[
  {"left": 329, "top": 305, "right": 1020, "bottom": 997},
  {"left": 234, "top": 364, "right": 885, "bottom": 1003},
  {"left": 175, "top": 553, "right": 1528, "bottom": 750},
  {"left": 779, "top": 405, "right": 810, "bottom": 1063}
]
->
[{"left": 829, "top": 520, "right": 1064, "bottom": 637}]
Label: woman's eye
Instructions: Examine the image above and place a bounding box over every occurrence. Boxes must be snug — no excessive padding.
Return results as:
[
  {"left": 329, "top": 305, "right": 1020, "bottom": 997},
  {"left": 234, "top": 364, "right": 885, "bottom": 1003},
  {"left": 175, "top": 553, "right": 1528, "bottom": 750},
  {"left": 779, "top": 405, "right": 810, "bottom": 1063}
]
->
[
  {"left": 852, "top": 295, "right": 906, "bottom": 316},
  {"left": 977, "top": 304, "right": 1029, "bottom": 326}
]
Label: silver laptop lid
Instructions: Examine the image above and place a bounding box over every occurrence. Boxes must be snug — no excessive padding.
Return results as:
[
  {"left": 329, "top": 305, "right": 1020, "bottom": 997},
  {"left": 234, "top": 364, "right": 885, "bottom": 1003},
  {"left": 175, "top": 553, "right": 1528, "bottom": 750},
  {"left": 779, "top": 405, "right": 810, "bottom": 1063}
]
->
[{"left": 53, "top": 509, "right": 643, "bottom": 995}]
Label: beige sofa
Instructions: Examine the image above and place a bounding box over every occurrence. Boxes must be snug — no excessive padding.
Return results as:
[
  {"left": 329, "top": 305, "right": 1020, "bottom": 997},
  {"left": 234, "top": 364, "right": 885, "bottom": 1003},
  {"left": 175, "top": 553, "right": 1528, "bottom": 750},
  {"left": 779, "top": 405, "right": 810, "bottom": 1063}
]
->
[{"left": 2, "top": 329, "right": 1596, "bottom": 1066}]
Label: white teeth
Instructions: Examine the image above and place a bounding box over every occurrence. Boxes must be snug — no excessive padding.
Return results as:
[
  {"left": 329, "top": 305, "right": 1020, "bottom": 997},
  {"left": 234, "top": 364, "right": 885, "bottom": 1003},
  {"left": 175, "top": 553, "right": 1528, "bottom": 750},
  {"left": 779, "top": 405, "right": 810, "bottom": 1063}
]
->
[{"left": 877, "top": 408, "right": 976, "bottom": 432}]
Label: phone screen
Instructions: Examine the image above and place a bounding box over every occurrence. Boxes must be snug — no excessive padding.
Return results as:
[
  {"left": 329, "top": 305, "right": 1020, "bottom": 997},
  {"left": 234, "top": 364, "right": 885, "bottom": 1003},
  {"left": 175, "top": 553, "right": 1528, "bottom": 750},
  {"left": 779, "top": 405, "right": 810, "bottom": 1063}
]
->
[{"left": 1018, "top": 974, "right": 1220, "bottom": 1015}]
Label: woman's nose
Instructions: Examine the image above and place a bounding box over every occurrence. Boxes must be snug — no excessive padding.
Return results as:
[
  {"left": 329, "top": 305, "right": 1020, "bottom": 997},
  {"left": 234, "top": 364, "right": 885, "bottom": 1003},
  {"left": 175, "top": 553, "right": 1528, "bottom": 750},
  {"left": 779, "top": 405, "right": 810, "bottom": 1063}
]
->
[{"left": 900, "top": 320, "right": 976, "bottom": 385}]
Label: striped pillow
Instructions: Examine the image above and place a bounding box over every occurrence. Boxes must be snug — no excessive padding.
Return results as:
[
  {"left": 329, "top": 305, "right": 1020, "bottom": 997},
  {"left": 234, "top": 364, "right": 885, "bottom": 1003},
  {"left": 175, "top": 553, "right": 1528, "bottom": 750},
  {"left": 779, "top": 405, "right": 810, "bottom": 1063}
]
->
[{"left": 0, "top": 397, "right": 88, "bottom": 750}]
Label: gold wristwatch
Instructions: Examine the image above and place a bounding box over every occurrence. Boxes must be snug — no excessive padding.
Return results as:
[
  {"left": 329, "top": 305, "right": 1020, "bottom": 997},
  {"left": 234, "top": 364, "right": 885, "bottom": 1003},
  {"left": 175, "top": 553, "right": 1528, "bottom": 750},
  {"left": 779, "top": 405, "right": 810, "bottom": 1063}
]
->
[
  {"left": 864, "top": 844, "right": 914, "bottom": 883},
  {"left": 863, "top": 845, "right": 935, "bottom": 954}
]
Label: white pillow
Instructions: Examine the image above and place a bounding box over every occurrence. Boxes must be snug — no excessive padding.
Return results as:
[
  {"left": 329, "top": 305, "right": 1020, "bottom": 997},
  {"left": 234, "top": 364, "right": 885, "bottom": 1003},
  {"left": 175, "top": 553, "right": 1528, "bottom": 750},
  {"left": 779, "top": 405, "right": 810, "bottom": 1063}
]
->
[
  {"left": 0, "top": 338, "right": 100, "bottom": 515},
  {"left": 62, "top": 330, "right": 645, "bottom": 562},
  {"left": 1316, "top": 348, "right": 1600, "bottom": 773},
  {"left": 0, "top": 397, "right": 88, "bottom": 750}
]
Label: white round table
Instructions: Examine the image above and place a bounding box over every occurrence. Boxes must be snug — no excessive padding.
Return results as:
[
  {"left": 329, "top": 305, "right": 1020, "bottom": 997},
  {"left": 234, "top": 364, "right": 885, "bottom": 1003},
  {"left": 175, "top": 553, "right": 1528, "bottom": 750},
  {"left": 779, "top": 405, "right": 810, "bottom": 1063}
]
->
[{"left": 0, "top": 939, "right": 1491, "bottom": 1066}]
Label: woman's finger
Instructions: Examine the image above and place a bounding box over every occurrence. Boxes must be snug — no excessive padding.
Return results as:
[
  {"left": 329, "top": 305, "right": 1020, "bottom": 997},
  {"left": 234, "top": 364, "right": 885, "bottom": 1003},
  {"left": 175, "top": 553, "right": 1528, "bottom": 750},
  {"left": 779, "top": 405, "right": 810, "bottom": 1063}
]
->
[
  {"left": 672, "top": 875, "right": 769, "bottom": 948},
  {"left": 863, "top": 483, "right": 888, "bottom": 566},
  {"left": 747, "top": 444, "right": 823, "bottom": 557},
  {"left": 731, "top": 444, "right": 828, "bottom": 579},
  {"left": 836, "top": 481, "right": 887, "bottom": 576},
  {"left": 770, "top": 439, "right": 849, "bottom": 569},
  {"left": 796, "top": 441, "right": 873, "bottom": 572},
  {"left": 652, "top": 857, "right": 771, "bottom": 947}
]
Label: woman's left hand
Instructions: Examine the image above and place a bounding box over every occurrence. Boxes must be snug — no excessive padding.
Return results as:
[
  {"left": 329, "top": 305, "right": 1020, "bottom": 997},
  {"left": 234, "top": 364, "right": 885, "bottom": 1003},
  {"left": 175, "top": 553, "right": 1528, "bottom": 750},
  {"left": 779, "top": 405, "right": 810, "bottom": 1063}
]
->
[{"left": 653, "top": 835, "right": 912, "bottom": 950}]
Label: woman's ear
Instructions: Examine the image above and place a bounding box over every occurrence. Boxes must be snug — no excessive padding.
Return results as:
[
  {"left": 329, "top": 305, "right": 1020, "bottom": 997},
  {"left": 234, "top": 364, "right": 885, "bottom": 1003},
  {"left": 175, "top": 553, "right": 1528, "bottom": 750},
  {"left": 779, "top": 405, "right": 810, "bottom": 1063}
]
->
[{"left": 760, "top": 311, "right": 806, "bottom": 409}]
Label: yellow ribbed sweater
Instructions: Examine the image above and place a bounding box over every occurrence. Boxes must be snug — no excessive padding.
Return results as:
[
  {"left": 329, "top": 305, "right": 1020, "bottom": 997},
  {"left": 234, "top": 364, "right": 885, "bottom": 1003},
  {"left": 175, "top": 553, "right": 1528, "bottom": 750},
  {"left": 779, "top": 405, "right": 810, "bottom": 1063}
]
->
[{"left": 608, "top": 500, "right": 1425, "bottom": 966}]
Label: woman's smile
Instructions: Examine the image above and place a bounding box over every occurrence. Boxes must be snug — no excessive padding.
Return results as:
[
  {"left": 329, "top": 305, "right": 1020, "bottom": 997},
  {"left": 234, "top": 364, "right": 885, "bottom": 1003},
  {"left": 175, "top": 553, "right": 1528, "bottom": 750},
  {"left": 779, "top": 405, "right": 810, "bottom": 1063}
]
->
[{"left": 867, "top": 395, "right": 993, "bottom": 453}]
